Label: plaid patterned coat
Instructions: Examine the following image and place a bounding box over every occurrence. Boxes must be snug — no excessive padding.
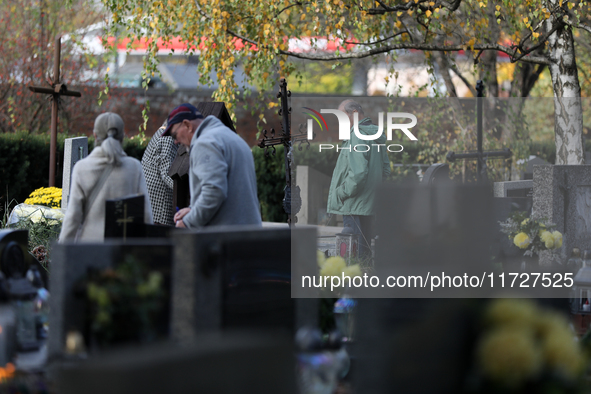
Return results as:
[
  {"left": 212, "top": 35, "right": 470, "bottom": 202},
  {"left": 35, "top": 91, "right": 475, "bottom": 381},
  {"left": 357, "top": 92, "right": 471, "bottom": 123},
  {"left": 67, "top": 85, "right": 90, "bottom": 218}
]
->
[{"left": 141, "top": 125, "right": 178, "bottom": 225}]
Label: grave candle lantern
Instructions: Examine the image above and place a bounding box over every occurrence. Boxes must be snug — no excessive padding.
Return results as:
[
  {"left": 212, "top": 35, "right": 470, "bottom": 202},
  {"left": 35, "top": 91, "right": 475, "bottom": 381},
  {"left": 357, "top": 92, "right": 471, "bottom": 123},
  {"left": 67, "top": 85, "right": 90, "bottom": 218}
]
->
[
  {"left": 571, "top": 266, "right": 591, "bottom": 314},
  {"left": 335, "top": 233, "right": 359, "bottom": 263},
  {"left": 8, "top": 278, "right": 40, "bottom": 351}
]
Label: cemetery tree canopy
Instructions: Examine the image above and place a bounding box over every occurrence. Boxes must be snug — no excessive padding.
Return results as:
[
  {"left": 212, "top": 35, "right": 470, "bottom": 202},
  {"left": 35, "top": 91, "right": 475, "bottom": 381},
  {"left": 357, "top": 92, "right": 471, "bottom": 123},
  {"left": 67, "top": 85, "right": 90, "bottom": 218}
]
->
[
  {"left": 0, "top": 0, "right": 106, "bottom": 134},
  {"left": 102, "top": 0, "right": 591, "bottom": 164}
]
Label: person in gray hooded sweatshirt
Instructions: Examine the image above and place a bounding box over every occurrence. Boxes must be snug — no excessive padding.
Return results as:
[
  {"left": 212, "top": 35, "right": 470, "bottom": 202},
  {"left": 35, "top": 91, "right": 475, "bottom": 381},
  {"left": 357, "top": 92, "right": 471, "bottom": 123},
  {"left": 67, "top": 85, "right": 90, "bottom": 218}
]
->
[{"left": 162, "top": 103, "right": 262, "bottom": 228}]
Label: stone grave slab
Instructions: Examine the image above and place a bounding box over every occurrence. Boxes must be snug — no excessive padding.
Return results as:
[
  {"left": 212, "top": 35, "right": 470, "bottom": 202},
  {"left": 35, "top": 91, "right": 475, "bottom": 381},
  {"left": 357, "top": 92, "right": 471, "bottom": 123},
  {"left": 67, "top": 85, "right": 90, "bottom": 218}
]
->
[
  {"left": 492, "top": 180, "right": 534, "bottom": 268},
  {"left": 533, "top": 165, "right": 591, "bottom": 266},
  {"left": 296, "top": 165, "right": 331, "bottom": 225},
  {"left": 62, "top": 137, "right": 88, "bottom": 209},
  {"left": 493, "top": 180, "right": 533, "bottom": 198}
]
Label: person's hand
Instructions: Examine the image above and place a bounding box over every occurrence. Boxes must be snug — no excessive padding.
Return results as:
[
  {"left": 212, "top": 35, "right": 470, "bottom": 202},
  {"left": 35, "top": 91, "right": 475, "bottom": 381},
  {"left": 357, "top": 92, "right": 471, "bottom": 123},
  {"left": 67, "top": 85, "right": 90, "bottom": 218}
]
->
[{"left": 174, "top": 207, "right": 191, "bottom": 228}]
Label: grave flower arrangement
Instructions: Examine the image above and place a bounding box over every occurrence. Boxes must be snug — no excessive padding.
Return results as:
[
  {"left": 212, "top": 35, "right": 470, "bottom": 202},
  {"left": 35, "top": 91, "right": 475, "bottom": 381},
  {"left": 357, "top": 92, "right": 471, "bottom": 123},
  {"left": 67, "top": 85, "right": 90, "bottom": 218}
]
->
[
  {"left": 499, "top": 211, "right": 562, "bottom": 256},
  {"left": 318, "top": 253, "right": 363, "bottom": 288},
  {"left": 468, "top": 298, "right": 587, "bottom": 393},
  {"left": 24, "top": 187, "right": 62, "bottom": 209},
  {"left": 83, "top": 256, "right": 167, "bottom": 347},
  {"left": 6, "top": 187, "right": 65, "bottom": 269}
]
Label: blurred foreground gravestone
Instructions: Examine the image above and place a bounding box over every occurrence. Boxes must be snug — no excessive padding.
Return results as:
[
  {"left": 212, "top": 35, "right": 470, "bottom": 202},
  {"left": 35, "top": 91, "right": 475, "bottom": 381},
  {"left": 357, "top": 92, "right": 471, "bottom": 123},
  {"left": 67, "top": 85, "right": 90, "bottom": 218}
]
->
[
  {"left": 55, "top": 332, "right": 295, "bottom": 394},
  {"left": 370, "top": 182, "right": 495, "bottom": 298},
  {"left": 171, "top": 226, "right": 318, "bottom": 342},
  {"left": 49, "top": 239, "right": 174, "bottom": 360},
  {"left": 351, "top": 183, "right": 495, "bottom": 393},
  {"left": 50, "top": 226, "right": 319, "bottom": 360}
]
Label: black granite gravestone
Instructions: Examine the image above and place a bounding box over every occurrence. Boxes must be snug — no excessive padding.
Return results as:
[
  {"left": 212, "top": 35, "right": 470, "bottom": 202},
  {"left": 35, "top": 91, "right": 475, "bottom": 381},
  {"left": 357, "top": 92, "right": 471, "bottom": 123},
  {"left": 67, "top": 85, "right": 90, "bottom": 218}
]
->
[{"left": 104, "top": 195, "right": 145, "bottom": 239}]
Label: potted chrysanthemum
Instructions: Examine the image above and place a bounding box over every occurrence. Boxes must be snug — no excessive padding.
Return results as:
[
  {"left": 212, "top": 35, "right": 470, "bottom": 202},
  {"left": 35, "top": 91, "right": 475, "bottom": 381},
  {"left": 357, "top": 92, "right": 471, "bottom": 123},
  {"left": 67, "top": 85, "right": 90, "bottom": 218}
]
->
[{"left": 499, "top": 211, "right": 563, "bottom": 257}]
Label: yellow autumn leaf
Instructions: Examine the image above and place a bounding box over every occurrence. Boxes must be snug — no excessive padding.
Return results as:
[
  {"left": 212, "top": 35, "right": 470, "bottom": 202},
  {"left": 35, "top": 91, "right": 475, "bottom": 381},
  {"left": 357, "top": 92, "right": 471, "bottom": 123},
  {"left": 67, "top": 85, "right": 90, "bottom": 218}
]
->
[
  {"left": 523, "top": 17, "right": 528, "bottom": 23},
  {"left": 425, "top": 9, "right": 432, "bottom": 17},
  {"left": 479, "top": 2, "right": 485, "bottom": 7},
  {"left": 429, "top": 1, "right": 435, "bottom": 5},
  {"left": 496, "top": 5, "right": 500, "bottom": 10},
  {"left": 300, "top": 13, "right": 306, "bottom": 20},
  {"left": 532, "top": 32, "right": 540, "bottom": 38},
  {"left": 397, "top": 11, "right": 403, "bottom": 16},
  {"left": 395, "top": 20, "right": 402, "bottom": 28}
]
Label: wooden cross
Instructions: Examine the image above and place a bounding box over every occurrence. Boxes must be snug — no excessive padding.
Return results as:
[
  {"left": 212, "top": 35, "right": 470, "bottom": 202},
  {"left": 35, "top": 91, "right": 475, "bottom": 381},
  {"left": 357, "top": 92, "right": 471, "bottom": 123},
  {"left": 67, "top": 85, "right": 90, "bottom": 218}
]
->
[
  {"left": 116, "top": 203, "right": 134, "bottom": 241},
  {"left": 446, "top": 80, "right": 512, "bottom": 182},
  {"left": 28, "top": 35, "right": 81, "bottom": 187}
]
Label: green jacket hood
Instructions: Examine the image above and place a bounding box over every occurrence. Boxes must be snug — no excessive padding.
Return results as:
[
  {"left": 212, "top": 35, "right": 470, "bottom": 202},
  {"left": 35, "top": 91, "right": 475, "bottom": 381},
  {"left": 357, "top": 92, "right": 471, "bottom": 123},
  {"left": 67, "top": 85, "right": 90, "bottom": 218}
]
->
[{"left": 352, "top": 118, "right": 388, "bottom": 144}]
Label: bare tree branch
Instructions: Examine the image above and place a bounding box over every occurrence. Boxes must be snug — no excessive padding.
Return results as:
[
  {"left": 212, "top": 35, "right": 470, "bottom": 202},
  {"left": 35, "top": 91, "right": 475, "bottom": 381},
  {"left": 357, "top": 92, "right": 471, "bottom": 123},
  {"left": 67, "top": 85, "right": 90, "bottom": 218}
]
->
[
  {"left": 369, "top": 0, "right": 460, "bottom": 14},
  {"left": 343, "top": 31, "right": 408, "bottom": 46},
  {"left": 275, "top": 2, "right": 307, "bottom": 18},
  {"left": 276, "top": 42, "right": 551, "bottom": 65},
  {"left": 574, "top": 35, "right": 591, "bottom": 52},
  {"left": 513, "top": 18, "right": 564, "bottom": 63},
  {"left": 368, "top": 0, "right": 421, "bottom": 15},
  {"left": 563, "top": 18, "right": 591, "bottom": 35},
  {"left": 449, "top": 64, "right": 477, "bottom": 96}
]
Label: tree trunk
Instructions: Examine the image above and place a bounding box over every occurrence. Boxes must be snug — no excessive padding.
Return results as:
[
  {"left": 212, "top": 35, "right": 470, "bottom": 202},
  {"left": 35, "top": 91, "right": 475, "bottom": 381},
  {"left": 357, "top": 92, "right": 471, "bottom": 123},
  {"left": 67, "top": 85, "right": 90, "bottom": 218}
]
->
[
  {"left": 546, "top": 14, "right": 584, "bottom": 164},
  {"left": 435, "top": 52, "right": 458, "bottom": 97}
]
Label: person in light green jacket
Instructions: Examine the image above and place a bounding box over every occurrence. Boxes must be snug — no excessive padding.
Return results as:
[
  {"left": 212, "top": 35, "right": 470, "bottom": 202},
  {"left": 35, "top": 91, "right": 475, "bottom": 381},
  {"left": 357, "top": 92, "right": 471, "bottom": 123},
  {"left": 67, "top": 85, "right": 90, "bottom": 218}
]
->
[{"left": 327, "top": 100, "right": 391, "bottom": 258}]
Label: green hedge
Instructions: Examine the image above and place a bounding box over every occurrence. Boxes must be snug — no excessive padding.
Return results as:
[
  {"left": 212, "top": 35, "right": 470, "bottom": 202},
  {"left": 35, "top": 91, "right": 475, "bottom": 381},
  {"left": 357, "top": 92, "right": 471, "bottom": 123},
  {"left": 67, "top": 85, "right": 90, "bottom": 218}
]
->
[
  {"left": 0, "top": 132, "right": 577, "bottom": 224},
  {"left": 0, "top": 133, "right": 147, "bottom": 215}
]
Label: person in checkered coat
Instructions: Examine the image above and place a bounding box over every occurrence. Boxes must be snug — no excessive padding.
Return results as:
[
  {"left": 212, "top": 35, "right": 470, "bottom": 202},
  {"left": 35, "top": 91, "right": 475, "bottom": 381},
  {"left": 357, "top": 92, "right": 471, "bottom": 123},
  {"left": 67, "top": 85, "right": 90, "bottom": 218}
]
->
[{"left": 141, "top": 121, "right": 178, "bottom": 225}]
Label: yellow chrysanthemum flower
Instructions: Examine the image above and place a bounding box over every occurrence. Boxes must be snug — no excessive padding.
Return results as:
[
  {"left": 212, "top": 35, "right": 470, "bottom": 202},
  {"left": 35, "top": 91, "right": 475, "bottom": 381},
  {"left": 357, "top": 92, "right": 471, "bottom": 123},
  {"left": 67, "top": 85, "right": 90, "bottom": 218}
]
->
[
  {"left": 319, "top": 256, "right": 346, "bottom": 278},
  {"left": 552, "top": 231, "right": 563, "bottom": 249},
  {"left": 514, "top": 232, "right": 531, "bottom": 249},
  {"left": 317, "top": 250, "right": 326, "bottom": 268},
  {"left": 541, "top": 325, "right": 584, "bottom": 379},
  {"left": 478, "top": 327, "right": 542, "bottom": 388},
  {"left": 540, "top": 230, "right": 554, "bottom": 249},
  {"left": 25, "top": 187, "right": 62, "bottom": 209},
  {"left": 485, "top": 298, "right": 538, "bottom": 329}
]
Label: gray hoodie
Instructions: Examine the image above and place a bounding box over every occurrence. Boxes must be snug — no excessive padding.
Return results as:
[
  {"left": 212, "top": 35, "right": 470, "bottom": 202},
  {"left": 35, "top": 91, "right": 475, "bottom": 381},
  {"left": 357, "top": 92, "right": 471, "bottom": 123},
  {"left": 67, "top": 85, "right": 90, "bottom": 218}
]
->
[{"left": 182, "top": 115, "right": 262, "bottom": 228}]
